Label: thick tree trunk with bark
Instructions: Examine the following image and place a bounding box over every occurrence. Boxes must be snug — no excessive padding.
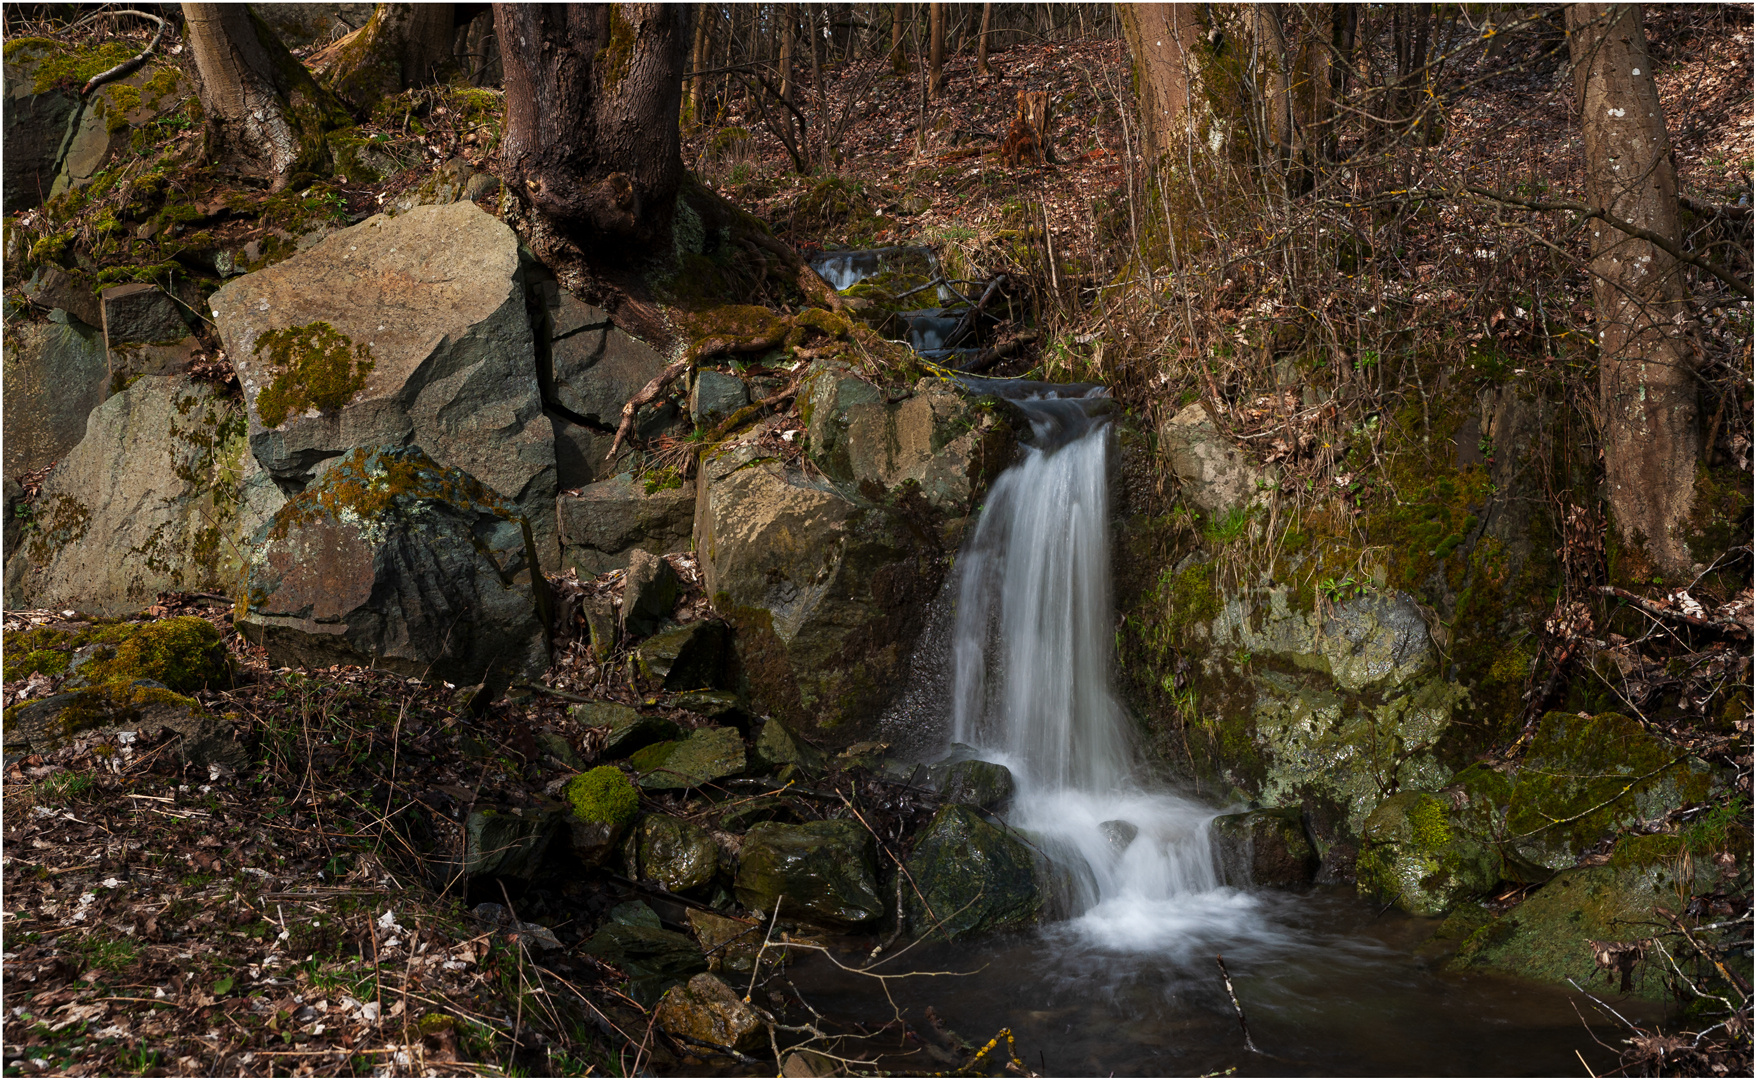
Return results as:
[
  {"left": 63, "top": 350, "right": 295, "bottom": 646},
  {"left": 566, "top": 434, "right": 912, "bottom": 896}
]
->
[
  {"left": 183, "top": 3, "right": 348, "bottom": 190},
  {"left": 495, "top": 3, "right": 686, "bottom": 256},
  {"left": 1567, "top": 2, "right": 1700, "bottom": 577},
  {"left": 1117, "top": 4, "right": 1207, "bottom": 166},
  {"left": 322, "top": 3, "right": 455, "bottom": 116}
]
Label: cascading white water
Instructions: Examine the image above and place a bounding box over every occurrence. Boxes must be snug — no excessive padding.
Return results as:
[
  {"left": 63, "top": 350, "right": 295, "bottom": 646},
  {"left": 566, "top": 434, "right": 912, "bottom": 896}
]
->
[{"left": 947, "top": 389, "right": 1253, "bottom": 950}]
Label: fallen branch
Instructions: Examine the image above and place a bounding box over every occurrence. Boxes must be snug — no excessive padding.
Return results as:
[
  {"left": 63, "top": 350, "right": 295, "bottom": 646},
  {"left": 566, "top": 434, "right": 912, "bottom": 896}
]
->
[
  {"left": 1598, "top": 586, "right": 1751, "bottom": 636},
  {"left": 605, "top": 324, "right": 789, "bottom": 460},
  {"left": 944, "top": 274, "right": 1007, "bottom": 349},
  {"left": 1216, "top": 954, "right": 1260, "bottom": 1054},
  {"left": 81, "top": 9, "right": 168, "bottom": 96},
  {"left": 1679, "top": 193, "right": 1753, "bottom": 221},
  {"left": 955, "top": 330, "right": 1039, "bottom": 374}
]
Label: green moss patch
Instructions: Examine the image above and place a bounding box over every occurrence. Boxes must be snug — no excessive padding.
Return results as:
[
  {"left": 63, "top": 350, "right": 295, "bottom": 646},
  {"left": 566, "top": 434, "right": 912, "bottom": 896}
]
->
[
  {"left": 251, "top": 321, "right": 376, "bottom": 429},
  {"left": 564, "top": 766, "right": 640, "bottom": 826},
  {"left": 80, "top": 616, "right": 229, "bottom": 693}
]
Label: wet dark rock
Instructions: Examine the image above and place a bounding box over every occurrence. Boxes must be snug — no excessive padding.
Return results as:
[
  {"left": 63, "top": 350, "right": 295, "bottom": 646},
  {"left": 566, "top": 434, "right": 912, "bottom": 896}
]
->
[
  {"left": 237, "top": 446, "right": 549, "bottom": 694},
  {"left": 557, "top": 473, "right": 696, "bottom": 576},
  {"left": 1355, "top": 792, "right": 1498, "bottom": 915},
  {"left": 691, "top": 369, "right": 749, "bottom": 425},
  {"left": 672, "top": 690, "right": 755, "bottom": 731},
  {"left": 566, "top": 816, "right": 626, "bottom": 869},
  {"left": 751, "top": 718, "right": 825, "bottom": 774},
  {"left": 629, "top": 814, "right": 721, "bottom": 892},
  {"left": 635, "top": 620, "right": 733, "bottom": 692},
  {"left": 1212, "top": 807, "right": 1319, "bottom": 888},
  {"left": 573, "top": 702, "right": 682, "bottom": 760},
  {"left": 622, "top": 549, "right": 681, "bottom": 636},
  {"left": 655, "top": 972, "right": 770, "bottom": 1053},
  {"left": 1099, "top": 819, "right": 1139, "bottom": 854},
  {"left": 686, "top": 909, "right": 763, "bottom": 974},
  {"left": 905, "top": 804, "right": 1043, "bottom": 940},
  {"left": 932, "top": 758, "right": 1015, "bottom": 812},
  {"left": 582, "top": 922, "right": 707, "bottom": 1005},
  {"left": 462, "top": 803, "right": 560, "bottom": 880},
  {"left": 629, "top": 726, "right": 746, "bottom": 791},
  {"left": 734, "top": 820, "right": 882, "bottom": 929},
  {"left": 534, "top": 731, "right": 581, "bottom": 769},
  {"left": 610, "top": 901, "right": 663, "bottom": 929}
]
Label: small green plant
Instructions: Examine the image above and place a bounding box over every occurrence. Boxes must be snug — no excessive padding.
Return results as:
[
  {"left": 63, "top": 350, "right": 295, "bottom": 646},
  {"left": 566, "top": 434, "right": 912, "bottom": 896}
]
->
[
  {"left": 1319, "top": 575, "right": 1358, "bottom": 602},
  {"left": 34, "top": 771, "right": 95, "bottom": 804},
  {"left": 565, "top": 766, "right": 639, "bottom": 825},
  {"left": 1203, "top": 506, "right": 1251, "bottom": 544},
  {"left": 73, "top": 933, "right": 137, "bottom": 972}
]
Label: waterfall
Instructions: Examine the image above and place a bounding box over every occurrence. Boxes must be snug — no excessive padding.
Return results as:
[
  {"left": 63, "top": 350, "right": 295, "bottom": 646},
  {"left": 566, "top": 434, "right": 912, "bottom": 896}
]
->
[{"left": 945, "top": 388, "right": 1239, "bottom": 947}]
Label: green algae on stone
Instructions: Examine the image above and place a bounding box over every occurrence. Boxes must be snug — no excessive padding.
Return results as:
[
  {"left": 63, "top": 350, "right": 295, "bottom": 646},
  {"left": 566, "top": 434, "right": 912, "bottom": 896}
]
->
[
  {"left": 82, "top": 615, "right": 229, "bottom": 693},
  {"left": 734, "top": 819, "right": 882, "bottom": 929},
  {"left": 1356, "top": 790, "right": 1500, "bottom": 916},
  {"left": 250, "top": 321, "right": 376, "bottom": 429},
  {"left": 631, "top": 726, "right": 745, "bottom": 791},
  {"left": 905, "top": 804, "right": 1044, "bottom": 940},
  {"left": 564, "top": 765, "right": 640, "bottom": 826}
]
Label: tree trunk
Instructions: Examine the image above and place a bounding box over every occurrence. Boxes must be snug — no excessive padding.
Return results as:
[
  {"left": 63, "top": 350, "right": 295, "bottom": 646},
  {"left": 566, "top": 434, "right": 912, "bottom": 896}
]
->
[
  {"left": 928, "top": 2, "right": 945, "bottom": 97},
  {"left": 322, "top": 3, "right": 455, "bottom": 116},
  {"left": 183, "top": 3, "right": 348, "bottom": 190},
  {"left": 1567, "top": 2, "right": 1700, "bottom": 577},
  {"left": 779, "top": 3, "right": 795, "bottom": 102},
  {"left": 1117, "top": 4, "right": 1207, "bottom": 167},
  {"left": 890, "top": 2, "right": 909, "bottom": 73},
  {"left": 688, "top": 3, "right": 710, "bottom": 124},
  {"left": 496, "top": 4, "right": 686, "bottom": 257},
  {"left": 976, "top": 2, "right": 993, "bottom": 76}
]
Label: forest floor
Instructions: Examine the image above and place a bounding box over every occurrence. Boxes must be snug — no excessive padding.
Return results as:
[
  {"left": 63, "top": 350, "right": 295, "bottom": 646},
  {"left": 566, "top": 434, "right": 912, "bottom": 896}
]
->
[{"left": 4, "top": 13, "right": 1754, "bottom": 1080}]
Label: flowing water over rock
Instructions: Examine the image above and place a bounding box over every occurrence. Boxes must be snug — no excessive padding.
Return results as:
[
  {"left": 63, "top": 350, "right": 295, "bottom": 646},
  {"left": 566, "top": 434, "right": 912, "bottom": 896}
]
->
[{"left": 844, "top": 381, "right": 1663, "bottom": 1074}]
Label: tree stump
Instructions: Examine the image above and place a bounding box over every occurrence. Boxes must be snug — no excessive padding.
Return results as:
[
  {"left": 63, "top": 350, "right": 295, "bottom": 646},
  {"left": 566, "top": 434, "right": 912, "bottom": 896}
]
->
[{"left": 999, "top": 90, "right": 1054, "bottom": 166}]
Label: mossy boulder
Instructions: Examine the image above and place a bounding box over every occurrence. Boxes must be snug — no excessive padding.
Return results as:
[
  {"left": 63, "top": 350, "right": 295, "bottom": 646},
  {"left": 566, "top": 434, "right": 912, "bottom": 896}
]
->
[
  {"left": 209, "top": 200, "right": 559, "bottom": 566},
  {"left": 237, "top": 445, "right": 550, "bottom": 694},
  {"left": 564, "top": 766, "right": 638, "bottom": 865},
  {"left": 905, "top": 805, "right": 1044, "bottom": 940},
  {"left": 654, "top": 972, "right": 770, "bottom": 1054},
  {"left": 751, "top": 718, "right": 825, "bottom": 774},
  {"left": 1355, "top": 791, "right": 1500, "bottom": 916},
  {"left": 572, "top": 702, "right": 681, "bottom": 759},
  {"left": 4, "top": 376, "right": 252, "bottom": 615},
  {"left": 2, "top": 678, "right": 240, "bottom": 769},
  {"left": 1211, "top": 806, "right": 1319, "bottom": 887},
  {"left": 1505, "top": 711, "right": 1716, "bottom": 872},
  {"left": 582, "top": 922, "right": 708, "bottom": 1006},
  {"left": 1449, "top": 855, "right": 1728, "bottom": 999},
  {"left": 628, "top": 814, "right": 721, "bottom": 893},
  {"left": 629, "top": 726, "right": 746, "bottom": 791},
  {"left": 461, "top": 804, "right": 560, "bottom": 880},
  {"left": 77, "top": 616, "right": 229, "bottom": 693},
  {"left": 929, "top": 758, "right": 1016, "bottom": 813},
  {"left": 734, "top": 820, "right": 883, "bottom": 929}
]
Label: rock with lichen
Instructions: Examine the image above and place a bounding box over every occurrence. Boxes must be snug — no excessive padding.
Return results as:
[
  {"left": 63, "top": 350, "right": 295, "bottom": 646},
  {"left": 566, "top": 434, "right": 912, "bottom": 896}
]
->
[
  {"left": 209, "top": 200, "right": 559, "bottom": 566},
  {"left": 236, "top": 445, "right": 549, "bottom": 693},
  {"left": 1355, "top": 790, "right": 1499, "bottom": 916},
  {"left": 3, "top": 375, "right": 255, "bottom": 615},
  {"left": 654, "top": 972, "right": 771, "bottom": 1054}
]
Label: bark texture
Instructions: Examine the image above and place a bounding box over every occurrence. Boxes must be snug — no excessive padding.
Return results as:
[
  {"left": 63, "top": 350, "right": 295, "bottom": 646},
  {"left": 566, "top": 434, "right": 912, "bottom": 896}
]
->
[
  {"left": 1567, "top": 2, "right": 1699, "bottom": 576},
  {"left": 182, "top": 3, "right": 346, "bottom": 189},
  {"left": 976, "top": 2, "right": 993, "bottom": 76},
  {"left": 495, "top": 3, "right": 687, "bottom": 255},
  {"left": 323, "top": 2, "right": 456, "bottom": 116},
  {"left": 928, "top": 2, "right": 946, "bottom": 97},
  {"left": 1117, "top": 4, "right": 1207, "bottom": 165}
]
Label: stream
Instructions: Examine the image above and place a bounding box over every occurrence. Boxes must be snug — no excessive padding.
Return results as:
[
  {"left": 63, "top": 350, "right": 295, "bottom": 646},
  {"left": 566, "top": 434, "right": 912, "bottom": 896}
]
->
[{"left": 795, "top": 378, "right": 1667, "bottom": 1076}]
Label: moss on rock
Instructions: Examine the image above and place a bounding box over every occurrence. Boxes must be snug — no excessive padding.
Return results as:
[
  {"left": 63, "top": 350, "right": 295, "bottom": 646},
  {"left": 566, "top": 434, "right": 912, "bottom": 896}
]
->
[
  {"left": 1356, "top": 790, "right": 1500, "bottom": 915},
  {"left": 251, "top": 321, "right": 376, "bottom": 429},
  {"left": 564, "top": 766, "right": 640, "bottom": 826}
]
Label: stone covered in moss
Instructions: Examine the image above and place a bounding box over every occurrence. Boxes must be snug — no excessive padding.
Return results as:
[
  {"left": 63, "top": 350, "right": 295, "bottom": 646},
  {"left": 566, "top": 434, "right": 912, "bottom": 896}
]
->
[
  {"left": 734, "top": 819, "right": 882, "bottom": 929},
  {"left": 1356, "top": 790, "right": 1500, "bottom": 916},
  {"left": 565, "top": 766, "right": 640, "bottom": 825},
  {"left": 582, "top": 921, "right": 708, "bottom": 1006},
  {"left": 1506, "top": 711, "right": 1715, "bottom": 871},
  {"left": 209, "top": 200, "right": 559, "bottom": 566},
  {"left": 572, "top": 702, "right": 681, "bottom": 759},
  {"left": 655, "top": 972, "right": 771, "bottom": 1054},
  {"left": 80, "top": 615, "right": 229, "bottom": 693},
  {"left": 629, "top": 726, "right": 746, "bottom": 791},
  {"left": 751, "top": 718, "right": 825, "bottom": 773},
  {"left": 237, "top": 445, "right": 549, "bottom": 693},
  {"left": 905, "top": 804, "right": 1044, "bottom": 940},
  {"left": 930, "top": 758, "right": 1016, "bottom": 813},
  {"left": 628, "top": 814, "right": 720, "bottom": 893},
  {"left": 2, "top": 677, "right": 237, "bottom": 770}
]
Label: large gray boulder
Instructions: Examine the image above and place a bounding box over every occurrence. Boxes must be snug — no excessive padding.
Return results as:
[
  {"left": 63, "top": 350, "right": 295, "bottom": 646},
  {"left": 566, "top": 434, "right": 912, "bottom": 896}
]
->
[
  {"left": 236, "top": 445, "right": 549, "bottom": 690},
  {"left": 2, "top": 46, "right": 76, "bottom": 212},
  {"left": 557, "top": 472, "right": 696, "bottom": 575},
  {"left": 1160, "top": 402, "right": 1270, "bottom": 518},
  {"left": 693, "top": 441, "right": 945, "bottom": 747},
  {"left": 4, "top": 376, "right": 249, "bottom": 614},
  {"left": 3, "top": 310, "right": 109, "bottom": 482},
  {"left": 209, "top": 201, "right": 559, "bottom": 567}
]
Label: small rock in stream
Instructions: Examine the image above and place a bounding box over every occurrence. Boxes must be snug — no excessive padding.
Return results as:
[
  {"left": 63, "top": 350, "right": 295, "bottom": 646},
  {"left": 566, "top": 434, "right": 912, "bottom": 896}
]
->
[{"left": 1099, "top": 819, "right": 1139, "bottom": 853}]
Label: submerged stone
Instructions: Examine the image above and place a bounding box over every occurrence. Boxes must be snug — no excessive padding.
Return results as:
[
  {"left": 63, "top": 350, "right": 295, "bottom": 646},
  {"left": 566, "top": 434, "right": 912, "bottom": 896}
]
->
[
  {"left": 1211, "top": 807, "right": 1319, "bottom": 887},
  {"left": 734, "top": 820, "right": 882, "bottom": 929},
  {"left": 906, "top": 804, "right": 1044, "bottom": 940},
  {"left": 1099, "top": 819, "right": 1140, "bottom": 854},
  {"left": 1355, "top": 791, "right": 1498, "bottom": 916}
]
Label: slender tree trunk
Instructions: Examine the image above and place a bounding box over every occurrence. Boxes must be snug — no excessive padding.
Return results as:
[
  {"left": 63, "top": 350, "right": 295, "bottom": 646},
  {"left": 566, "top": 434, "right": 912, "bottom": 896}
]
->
[
  {"left": 183, "top": 3, "right": 347, "bottom": 190},
  {"left": 779, "top": 3, "right": 795, "bottom": 102},
  {"left": 496, "top": 4, "right": 686, "bottom": 255},
  {"left": 688, "top": 3, "right": 710, "bottom": 124},
  {"left": 928, "top": 1, "right": 944, "bottom": 97},
  {"left": 977, "top": 1, "right": 993, "bottom": 76},
  {"left": 811, "top": 6, "right": 827, "bottom": 163},
  {"left": 322, "top": 2, "right": 454, "bottom": 116},
  {"left": 1567, "top": 2, "right": 1700, "bottom": 577},
  {"left": 890, "top": 2, "right": 909, "bottom": 73},
  {"left": 1117, "top": 4, "right": 1207, "bottom": 166}
]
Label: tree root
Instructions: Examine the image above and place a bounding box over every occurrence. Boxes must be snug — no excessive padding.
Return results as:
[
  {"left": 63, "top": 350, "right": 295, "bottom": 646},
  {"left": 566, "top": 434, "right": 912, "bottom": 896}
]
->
[{"left": 604, "top": 324, "right": 790, "bottom": 461}]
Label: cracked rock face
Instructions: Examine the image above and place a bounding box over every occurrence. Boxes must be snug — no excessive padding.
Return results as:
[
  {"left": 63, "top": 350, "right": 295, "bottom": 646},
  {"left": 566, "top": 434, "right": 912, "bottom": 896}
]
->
[{"left": 210, "top": 200, "right": 558, "bottom": 567}]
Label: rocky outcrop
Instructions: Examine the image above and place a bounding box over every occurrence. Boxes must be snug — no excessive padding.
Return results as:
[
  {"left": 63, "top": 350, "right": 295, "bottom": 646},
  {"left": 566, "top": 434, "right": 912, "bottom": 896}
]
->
[
  {"left": 557, "top": 474, "right": 695, "bottom": 576},
  {"left": 905, "top": 804, "right": 1043, "bottom": 940},
  {"left": 209, "top": 200, "right": 559, "bottom": 566},
  {"left": 3, "top": 48, "right": 76, "bottom": 212},
  {"left": 235, "top": 446, "right": 550, "bottom": 691},
  {"left": 5, "top": 376, "right": 250, "bottom": 614},
  {"left": 2, "top": 310, "right": 109, "bottom": 482},
  {"left": 734, "top": 820, "right": 882, "bottom": 929}
]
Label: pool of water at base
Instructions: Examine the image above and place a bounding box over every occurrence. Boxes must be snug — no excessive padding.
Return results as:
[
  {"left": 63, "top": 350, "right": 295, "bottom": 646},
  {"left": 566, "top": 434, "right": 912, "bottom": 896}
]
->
[{"left": 784, "top": 885, "right": 1668, "bottom": 1077}]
